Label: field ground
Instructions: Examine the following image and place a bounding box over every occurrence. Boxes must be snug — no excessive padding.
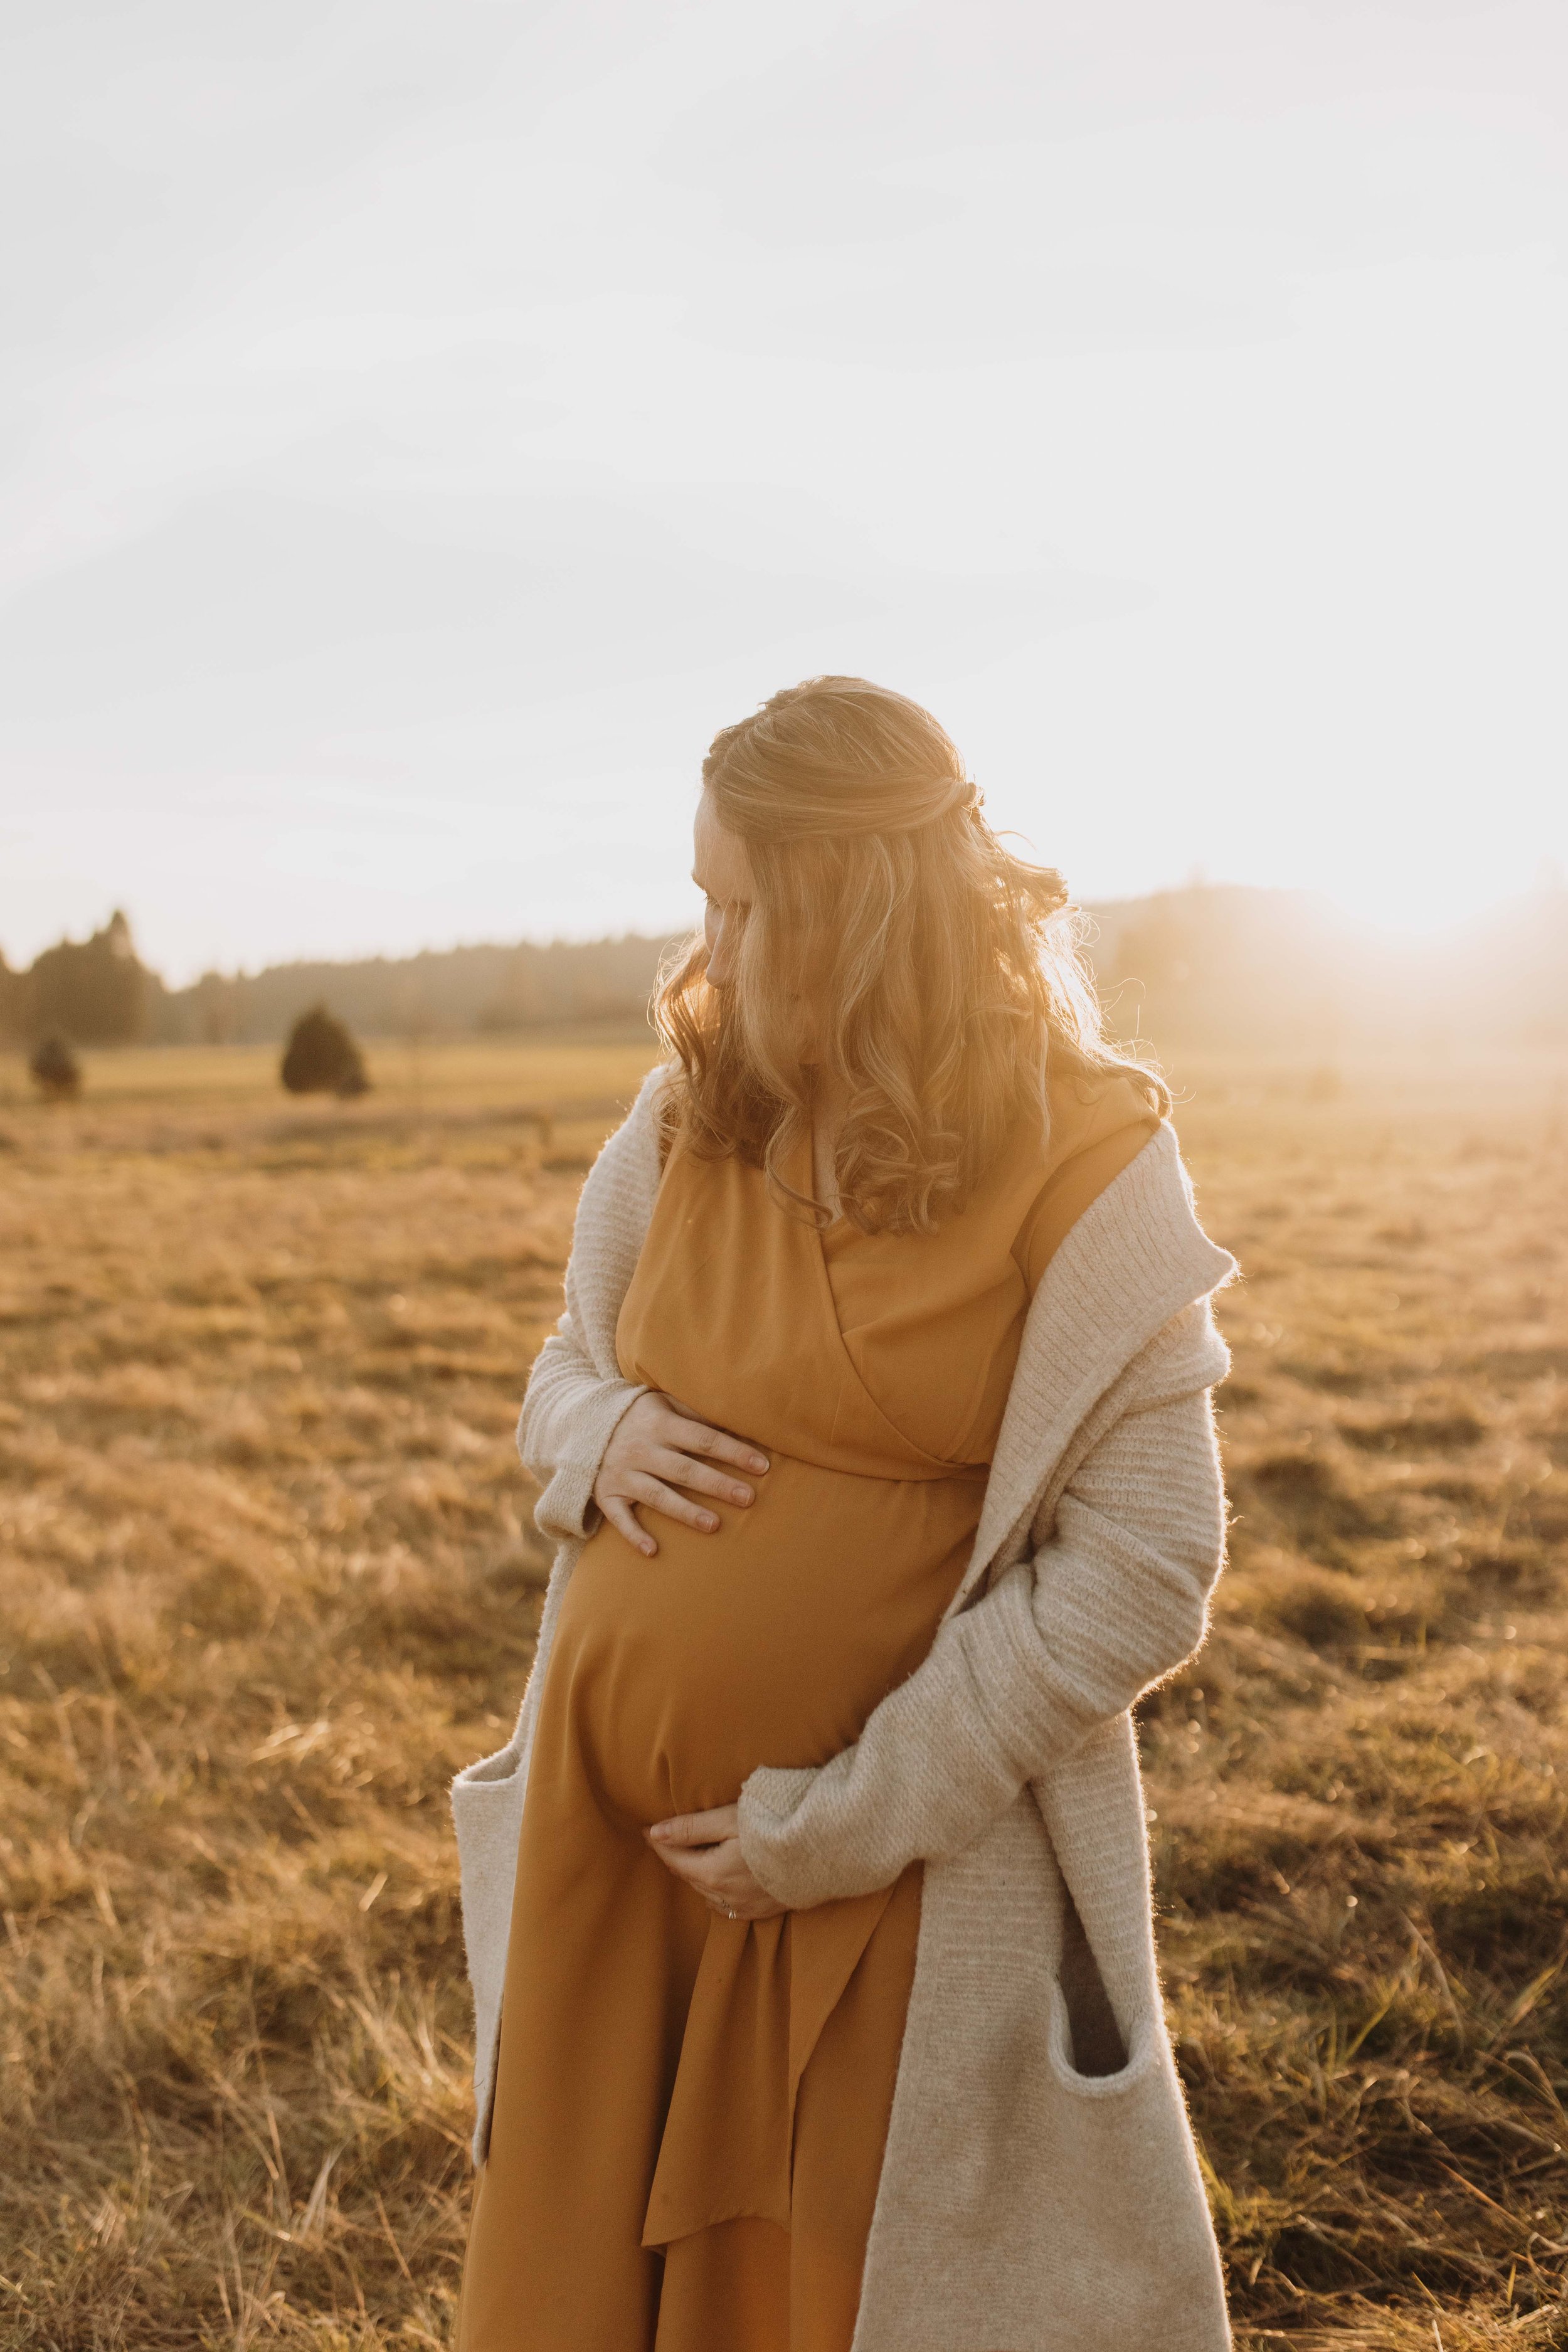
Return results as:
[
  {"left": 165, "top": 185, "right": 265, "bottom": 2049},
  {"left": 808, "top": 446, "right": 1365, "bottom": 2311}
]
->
[
  {"left": 0, "top": 1027, "right": 661, "bottom": 1120},
  {"left": 1, "top": 1037, "right": 1565, "bottom": 2349}
]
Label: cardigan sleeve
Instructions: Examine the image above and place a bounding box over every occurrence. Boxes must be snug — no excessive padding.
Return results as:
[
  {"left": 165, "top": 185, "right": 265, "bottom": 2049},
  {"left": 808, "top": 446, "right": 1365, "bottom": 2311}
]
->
[
  {"left": 735, "top": 1340, "right": 1227, "bottom": 1910},
  {"left": 517, "top": 1311, "right": 648, "bottom": 1544},
  {"left": 515, "top": 1071, "right": 669, "bottom": 1544}
]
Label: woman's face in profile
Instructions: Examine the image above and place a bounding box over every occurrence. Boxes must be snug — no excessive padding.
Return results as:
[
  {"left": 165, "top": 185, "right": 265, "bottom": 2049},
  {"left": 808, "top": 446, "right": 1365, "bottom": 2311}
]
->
[{"left": 692, "top": 792, "right": 755, "bottom": 992}]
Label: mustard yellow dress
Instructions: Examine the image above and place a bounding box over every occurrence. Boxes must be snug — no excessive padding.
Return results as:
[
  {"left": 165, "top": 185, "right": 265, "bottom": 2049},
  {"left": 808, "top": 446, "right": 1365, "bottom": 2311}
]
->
[{"left": 457, "top": 1078, "right": 1156, "bottom": 2352}]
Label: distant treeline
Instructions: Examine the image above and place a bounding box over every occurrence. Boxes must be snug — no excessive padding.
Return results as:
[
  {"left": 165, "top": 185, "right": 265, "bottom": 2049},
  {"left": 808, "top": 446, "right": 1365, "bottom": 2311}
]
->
[
  {"left": 151, "top": 932, "right": 679, "bottom": 1046},
  {"left": 4, "top": 884, "right": 1566, "bottom": 1057},
  {"left": 0, "top": 923, "right": 680, "bottom": 1051}
]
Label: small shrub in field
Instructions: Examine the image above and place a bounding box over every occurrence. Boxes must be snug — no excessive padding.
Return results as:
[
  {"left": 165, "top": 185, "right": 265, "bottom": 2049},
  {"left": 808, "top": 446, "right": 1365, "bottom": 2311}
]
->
[
  {"left": 28, "top": 1033, "right": 81, "bottom": 1099},
  {"left": 280, "top": 1004, "right": 370, "bottom": 1097}
]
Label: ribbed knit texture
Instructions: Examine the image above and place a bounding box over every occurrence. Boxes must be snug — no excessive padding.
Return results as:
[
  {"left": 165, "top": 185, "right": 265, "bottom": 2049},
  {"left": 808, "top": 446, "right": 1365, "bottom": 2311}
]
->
[
  {"left": 452, "top": 1068, "right": 1237, "bottom": 2352},
  {"left": 734, "top": 1379, "right": 1225, "bottom": 1910}
]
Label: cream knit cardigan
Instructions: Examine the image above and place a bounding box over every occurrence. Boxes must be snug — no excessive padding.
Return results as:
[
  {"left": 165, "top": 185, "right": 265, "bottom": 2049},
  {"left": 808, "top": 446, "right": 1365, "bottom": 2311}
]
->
[{"left": 452, "top": 1068, "right": 1237, "bottom": 2352}]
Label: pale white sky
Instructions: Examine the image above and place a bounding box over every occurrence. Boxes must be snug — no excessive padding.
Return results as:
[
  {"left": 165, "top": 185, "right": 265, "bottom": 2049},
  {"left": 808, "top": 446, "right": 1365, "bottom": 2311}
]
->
[{"left": 1, "top": 0, "right": 1564, "bottom": 982}]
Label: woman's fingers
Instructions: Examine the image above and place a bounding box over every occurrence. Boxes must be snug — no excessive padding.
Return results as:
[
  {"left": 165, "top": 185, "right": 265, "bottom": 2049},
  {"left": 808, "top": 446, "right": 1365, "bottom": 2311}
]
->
[
  {"left": 650, "top": 1447, "right": 756, "bottom": 1508},
  {"left": 649, "top": 1806, "right": 738, "bottom": 1847},
  {"left": 660, "top": 1404, "right": 770, "bottom": 1477},
  {"left": 624, "top": 1471, "right": 723, "bottom": 1534},
  {"left": 599, "top": 1470, "right": 733, "bottom": 1545},
  {"left": 678, "top": 1424, "right": 771, "bottom": 1476},
  {"left": 644, "top": 1811, "right": 785, "bottom": 1920},
  {"left": 598, "top": 1495, "right": 656, "bottom": 1557},
  {"left": 593, "top": 1391, "right": 770, "bottom": 1552}
]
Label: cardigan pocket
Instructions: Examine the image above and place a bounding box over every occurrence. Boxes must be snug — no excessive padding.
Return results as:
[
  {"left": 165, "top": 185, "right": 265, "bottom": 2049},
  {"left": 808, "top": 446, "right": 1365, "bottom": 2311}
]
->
[
  {"left": 452, "top": 1744, "right": 529, "bottom": 2006},
  {"left": 1035, "top": 1992, "right": 1228, "bottom": 2352},
  {"left": 1054, "top": 1886, "right": 1131, "bottom": 2077},
  {"left": 452, "top": 1727, "right": 532, "bottom": 2159},
  {"left": 1041, "top": 1984, "right": 1232, "bottom": 2344},
  {"left": 1046, "top": 1973, "right": 1159, "bottom": 2099}
]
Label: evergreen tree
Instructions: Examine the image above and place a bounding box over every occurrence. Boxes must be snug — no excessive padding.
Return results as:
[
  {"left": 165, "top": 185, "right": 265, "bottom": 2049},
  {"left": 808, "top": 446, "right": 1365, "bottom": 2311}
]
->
[
  {"left": 280, "top": 1006, "right": 369, "bottom": 1096},
  {"left": 0, "top": 950, "right": 25, "bottom": 1046},
  {"left": 28, "top": 910, "right": 149, "bottom": 1044},
  {"left": 29, "top": 1036, "right": 82, "bottom": 1099}
]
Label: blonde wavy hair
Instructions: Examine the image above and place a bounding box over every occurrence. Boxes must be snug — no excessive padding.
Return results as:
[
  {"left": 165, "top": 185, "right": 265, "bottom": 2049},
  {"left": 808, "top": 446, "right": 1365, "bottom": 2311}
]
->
[{"left": 655, "top": 675, "right": 1168, "bottom": 1234}]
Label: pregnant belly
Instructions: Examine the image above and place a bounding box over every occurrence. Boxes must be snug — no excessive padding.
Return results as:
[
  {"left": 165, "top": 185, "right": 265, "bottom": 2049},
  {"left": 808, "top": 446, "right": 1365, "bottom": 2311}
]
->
[{"left": 546, "top": 1453, "right": 982, "bottom": 1825}]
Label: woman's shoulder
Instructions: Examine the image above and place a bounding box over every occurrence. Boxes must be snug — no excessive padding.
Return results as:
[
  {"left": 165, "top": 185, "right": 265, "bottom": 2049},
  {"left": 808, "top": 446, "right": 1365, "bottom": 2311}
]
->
[
  {"left": 1043, "top": 1062, "right": 1163, "bottom": 1160},
  {"left": 1009, "top": 1066, "right": 1163, "bottom": 1288},
  {"left": 575, "top": 1063, "right": 678, "bottom": 1223},
  {"left": 608, "top": 1061, "right": 681, "bottom": 1150}
]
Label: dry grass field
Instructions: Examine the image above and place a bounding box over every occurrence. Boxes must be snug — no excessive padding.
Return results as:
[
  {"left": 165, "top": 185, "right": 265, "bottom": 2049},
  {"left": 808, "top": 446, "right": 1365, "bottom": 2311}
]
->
[{"left": 1, "top": 1036, "right": 1565, "bottom": 2350}]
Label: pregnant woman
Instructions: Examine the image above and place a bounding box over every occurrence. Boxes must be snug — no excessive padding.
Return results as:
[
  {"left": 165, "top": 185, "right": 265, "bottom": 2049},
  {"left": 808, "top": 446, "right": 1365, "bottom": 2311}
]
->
[{"left": 452, "top": 677, "right": 1236, "bottom": 2352}]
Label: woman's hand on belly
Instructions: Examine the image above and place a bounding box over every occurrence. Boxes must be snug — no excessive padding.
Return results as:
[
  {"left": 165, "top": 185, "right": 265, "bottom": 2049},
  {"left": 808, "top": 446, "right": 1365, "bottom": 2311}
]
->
[
  {"left": 647, "top": 1804, "right": 784, "bottom": 1921},
  {"left": 593, "top": 1391, "right": 770, "bottom": 1558}
]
